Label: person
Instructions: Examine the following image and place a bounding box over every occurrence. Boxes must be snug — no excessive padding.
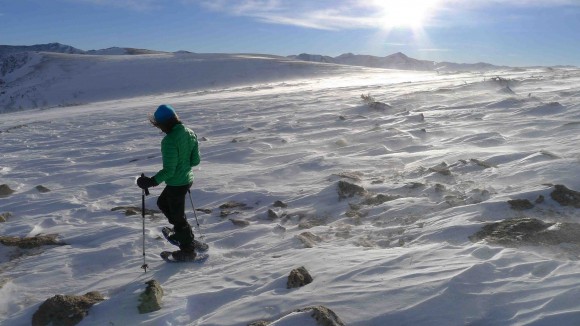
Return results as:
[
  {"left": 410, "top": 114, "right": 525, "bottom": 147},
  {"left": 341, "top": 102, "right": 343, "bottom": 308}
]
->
[{"left": 137, "top": 104, "right": 201, "bottom": 261}]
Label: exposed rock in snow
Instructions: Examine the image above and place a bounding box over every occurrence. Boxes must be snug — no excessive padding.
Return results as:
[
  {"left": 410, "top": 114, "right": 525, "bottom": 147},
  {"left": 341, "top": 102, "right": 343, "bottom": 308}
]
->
[
  {"left": 507, "top": 199, "right": 534, "bottom": 210},
  {"left": 138, "top": 280, "right": 163, "bottom": 314},
  {"left": 337, "top": 181, "right": 367, "bottom": 200},
  {"left": 0, "top": 234, "right": 67, "bottom": 249},
  {"left": 32, "top": 291, "right": 104, "bottom": 326},
  {"left": 249, "top": 305, "right": 345, "bottom": 326},
  {"left": 0, "top": 184, "right": 15, "bottom": 197},
  {"left": 551, "top": 184, "right": 580, "bottom": 208},
  {"left": 287, "top": 266, "right": 313, "bottom": 289},
  {"left": 470, "top": 218, "right": 580, "bottom": 247}
]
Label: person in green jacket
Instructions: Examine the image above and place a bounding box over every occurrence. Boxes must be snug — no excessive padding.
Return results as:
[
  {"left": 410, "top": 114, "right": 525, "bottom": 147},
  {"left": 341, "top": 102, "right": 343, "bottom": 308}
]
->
[{"left": 137, "top": 104, "right": 201, "bottom": 261}]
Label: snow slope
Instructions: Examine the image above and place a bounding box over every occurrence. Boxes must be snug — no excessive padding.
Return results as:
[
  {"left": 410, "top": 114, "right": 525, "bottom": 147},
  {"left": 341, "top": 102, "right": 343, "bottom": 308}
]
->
[
  {"left": 0, "top": 52, "right": 375, "bottom": 113},
  {"left": 2, "top": 53, "right": 580, "bottom": 325}
]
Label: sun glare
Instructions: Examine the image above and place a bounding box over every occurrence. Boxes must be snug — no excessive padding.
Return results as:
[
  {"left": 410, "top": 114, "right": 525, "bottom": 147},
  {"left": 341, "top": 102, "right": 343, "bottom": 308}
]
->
[{"left": 371, "top": 0, "right": 442, "bottom": 30}]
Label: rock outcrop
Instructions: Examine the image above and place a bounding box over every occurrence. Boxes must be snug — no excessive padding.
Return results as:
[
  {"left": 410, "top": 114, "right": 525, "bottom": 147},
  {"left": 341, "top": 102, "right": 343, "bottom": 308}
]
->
[
  {"left": 287, "top": 266, "right": 313, "bottom": 289},
  {"left": 32, "top": 291, "right": 104, "bottom": 326},
  {"left": 138, "top": 280, "right": 163, "bottom": 314}
]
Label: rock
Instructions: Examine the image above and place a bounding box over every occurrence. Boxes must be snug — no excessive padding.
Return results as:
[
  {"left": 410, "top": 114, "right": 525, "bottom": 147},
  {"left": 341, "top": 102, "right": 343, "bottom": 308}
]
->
[
  {"left": 471, "top": 217, "right": 580, "bottom": 247},
  {"left": 32, "top": 291, "right": 104, "bottom": 326},
  {"left": 138, "top": 280, "right": 163, "bottom": 314},
  {"left": 248, "top": 321, "right": 270, "bottom": 326},
  {"left": 297, "top": 306, "right": 346, "bottom": 326},
  {"left": 273, "top": 200, "right": 288, "bottom": 208},
  {"left": 111, "top": 206, "right": 160, "bottom": 216},
  {"left": 0, "top": 234, "right": 66, "bottom": 249},
  {"left": 298, "top": 218, "right": 326, "bottom": 230},
  {"left": 196, "top": 208, "right": 212, "bottom": 214},
  {"left": 428, "top": 162, "right": 451, "bottom": 176},
  {"left": 334, "top": 171, "right": 364, "bottom": 182},
  {"left": 469, "top": 218, "right": 551, "bottom": 246},
  {"left": 0, "top": 212, "right": 11, "bottom": 222},
  {"left": 249, "top": 305, "right": 345, "bottom": 326},
  {"left": 35, "top": 185, "right": 51, "bottom": 193},
  {"left": 219, "top": 201, "right": 248, "bottom": 209},
  {"left": 361, "top": 194, "right": 399, "bottom": 206},
  {"left": 551, "top": 185, "right": 580, "bottom": 208},
  {"left": 0, "top": 184, "right": 15, "bottom": 197},
  {"left": 337, "top": 181, "right": 367, "bottom": 200},
  {"left": 229, "top": 218, "right": 250, "bottom": 227},
  {"left": 535, "top": 195, "right": 545, "bottom": 204},
  {"left": 507, "top": 199, "right": 534, "bottom": 210},
  {"left": 296, "top": 232, "right": 322, "bottom": 248},
  {"left": 287, "top": 266, "right": 313, "bottom": 289},
  {"left": 267, "top": 209, "right": 283, "bottom": 220},
  {"left": 434, "top": 183, "right": 446, "bottom": 192},
  {"left": 272, "top": 224, "right": 286, "bottom": 234},
  {"left": 220, "top": 210, "right": 239, "bottom": 218},
  {"left": 470, "top": 158, "right": 497, "bottom": 169}
]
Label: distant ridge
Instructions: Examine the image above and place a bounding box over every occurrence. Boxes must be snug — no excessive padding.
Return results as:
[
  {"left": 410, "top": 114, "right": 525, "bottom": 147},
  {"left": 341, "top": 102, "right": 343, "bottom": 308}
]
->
[
  {"left": 0, "top": 42, "right": 508, "bottom": 71},
  {"left": 0, "top": 42, "right": 85, "bottom": 56},
  {"left": 288, "top": 52, "right": 508, "bottom": 71},
  {"left": 0, "top": 42, "right": 166, "bottom": 57}
]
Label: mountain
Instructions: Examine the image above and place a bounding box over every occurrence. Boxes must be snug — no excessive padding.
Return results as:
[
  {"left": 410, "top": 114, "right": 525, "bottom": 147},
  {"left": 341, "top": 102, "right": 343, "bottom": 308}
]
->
[
  {"left": 0, "top": 42, "right": 85, "bottom": 56},
  {"left": 0, "top": 43, "right": 166, "bottom": 57},
  {"left": 85, "top": 47, "right": 166, "bottom": 55},
  {"left": 289, "top": 51, "right": 507, "bottom": 71},
  {"left": 0, "top": 43, "right": 511, "bottom": 113},
  {"left": 0, "top": 50, "right": 379, "bottom": 113}
]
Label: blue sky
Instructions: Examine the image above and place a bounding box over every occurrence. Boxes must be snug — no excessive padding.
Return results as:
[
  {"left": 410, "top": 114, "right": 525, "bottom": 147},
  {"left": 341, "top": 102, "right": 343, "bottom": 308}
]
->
[{"left": 1, "top": 0, "right": 579, "bottom": 66}]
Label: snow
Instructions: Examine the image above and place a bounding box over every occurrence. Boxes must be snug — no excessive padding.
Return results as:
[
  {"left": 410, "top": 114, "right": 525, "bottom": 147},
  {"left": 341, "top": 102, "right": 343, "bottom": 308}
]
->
[{"left": 2, "top": 52, "right": 580, "bottom": 325}]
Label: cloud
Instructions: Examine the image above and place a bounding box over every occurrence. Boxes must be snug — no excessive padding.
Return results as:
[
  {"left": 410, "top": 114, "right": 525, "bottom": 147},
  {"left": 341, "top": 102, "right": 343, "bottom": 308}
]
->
[
  {"left": 195, "top": 0, "right": 382, "bottom": 30},
  {"left": 462, "top": 0, "right": 578, "bottom": 6},
  {"left": 193, "top": 0, "right": 580, "bottom": 30},
  {"left": 68, "top": 0, "right": 162, "bottom": 11}
]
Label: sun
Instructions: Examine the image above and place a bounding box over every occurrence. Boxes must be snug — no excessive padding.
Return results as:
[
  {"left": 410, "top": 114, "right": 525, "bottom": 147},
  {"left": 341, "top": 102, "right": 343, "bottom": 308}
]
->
[{"left": 370, "top": 0, "right": 442, "bottom": 30}]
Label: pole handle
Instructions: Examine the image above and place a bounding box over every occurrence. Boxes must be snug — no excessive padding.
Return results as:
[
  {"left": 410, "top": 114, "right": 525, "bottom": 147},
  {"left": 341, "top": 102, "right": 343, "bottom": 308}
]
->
[{"left": 141, "top": 173, "right": 150, "bottom": 196}]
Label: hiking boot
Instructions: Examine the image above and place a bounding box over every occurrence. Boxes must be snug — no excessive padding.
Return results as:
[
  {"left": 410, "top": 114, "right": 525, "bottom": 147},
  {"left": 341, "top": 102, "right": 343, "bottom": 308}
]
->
[
  {"left": 179, "top": 242, "right": 196, "bottom": 252},
  {"left": 171, "top": 250, "right": 197, "bottom": 261}
]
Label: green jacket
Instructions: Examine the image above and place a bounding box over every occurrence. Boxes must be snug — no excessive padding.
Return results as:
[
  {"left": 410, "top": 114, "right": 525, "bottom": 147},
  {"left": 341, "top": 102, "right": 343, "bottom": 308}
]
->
[{"left": 153, "top": 123, "right": 200, "bottom": 186}]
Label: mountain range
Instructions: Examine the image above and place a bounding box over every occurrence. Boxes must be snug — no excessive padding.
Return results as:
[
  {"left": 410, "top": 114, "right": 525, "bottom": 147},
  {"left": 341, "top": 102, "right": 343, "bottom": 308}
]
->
[
  {"left": 288, "top": 52, "right": 508, "bottom": 71},
  {"left": 0, "top": 42, "right": 506, "bottom": 72},
  {"left": 0, "top": 42, "right": 165, "bottom": 56}
]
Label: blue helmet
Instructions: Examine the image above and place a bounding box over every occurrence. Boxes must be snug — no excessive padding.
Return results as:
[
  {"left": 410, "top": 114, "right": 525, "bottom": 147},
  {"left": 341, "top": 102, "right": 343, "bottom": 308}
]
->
[{"left": 153, "top": 104, "right": 176, "bottom": 124}]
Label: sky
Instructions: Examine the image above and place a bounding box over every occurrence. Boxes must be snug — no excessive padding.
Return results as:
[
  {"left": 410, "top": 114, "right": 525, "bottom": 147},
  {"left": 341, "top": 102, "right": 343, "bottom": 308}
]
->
[{"left": 1, "top": 0, "right": 580, "bottom": 67}]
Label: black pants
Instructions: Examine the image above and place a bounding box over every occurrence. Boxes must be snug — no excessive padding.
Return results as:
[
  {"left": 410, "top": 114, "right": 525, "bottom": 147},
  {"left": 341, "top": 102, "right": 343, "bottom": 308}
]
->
[{"left": 157, "top": 183, "right": 194, "bottom": 248}]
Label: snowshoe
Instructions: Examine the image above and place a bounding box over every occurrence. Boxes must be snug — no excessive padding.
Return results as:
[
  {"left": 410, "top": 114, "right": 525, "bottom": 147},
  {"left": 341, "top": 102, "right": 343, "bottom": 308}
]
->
[
  {"left": 161, "top": 226, "right": 209, "bottom": 252},
  {"left": 160, "top": 250, "right": 209, "bottom": 263}
]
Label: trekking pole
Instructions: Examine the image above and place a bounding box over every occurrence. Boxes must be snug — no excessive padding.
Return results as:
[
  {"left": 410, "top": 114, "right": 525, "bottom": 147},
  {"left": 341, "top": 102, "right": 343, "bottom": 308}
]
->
[
  {"left": 141, "top": 174, "right": 150, "bottom": 273},
  {"left": 187, "top": 189, "right": 205, "bottom": 240}
]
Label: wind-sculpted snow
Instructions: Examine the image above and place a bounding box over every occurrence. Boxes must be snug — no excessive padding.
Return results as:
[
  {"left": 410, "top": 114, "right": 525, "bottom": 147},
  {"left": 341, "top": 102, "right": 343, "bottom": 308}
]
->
[{"left": 1, "top": 59, "right": 580, "bottom": 325}]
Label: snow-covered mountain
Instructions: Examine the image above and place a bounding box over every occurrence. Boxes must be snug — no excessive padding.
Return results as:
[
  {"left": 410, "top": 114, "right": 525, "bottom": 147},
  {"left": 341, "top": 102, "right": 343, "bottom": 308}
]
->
[
  {"left": 0, "top": 42, "right": 85, "bottom": 56},
  {"left": 0, "top": 42, "right": 165, "bottom": 57},
  {"left": 289, "top": 51, "right": 508, "bottom": 71},
  {"left": 0, "top": 50, "right": 379, "bottom": 113},
  {"left": 0, "top": 43, "right": 519, "bottom": 114}
]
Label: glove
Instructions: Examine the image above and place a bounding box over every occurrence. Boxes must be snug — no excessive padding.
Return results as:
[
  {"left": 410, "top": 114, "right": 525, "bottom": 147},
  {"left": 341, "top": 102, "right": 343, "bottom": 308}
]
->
[{"left": 137, "top": 175, "right": 158, "bottom": 189}]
